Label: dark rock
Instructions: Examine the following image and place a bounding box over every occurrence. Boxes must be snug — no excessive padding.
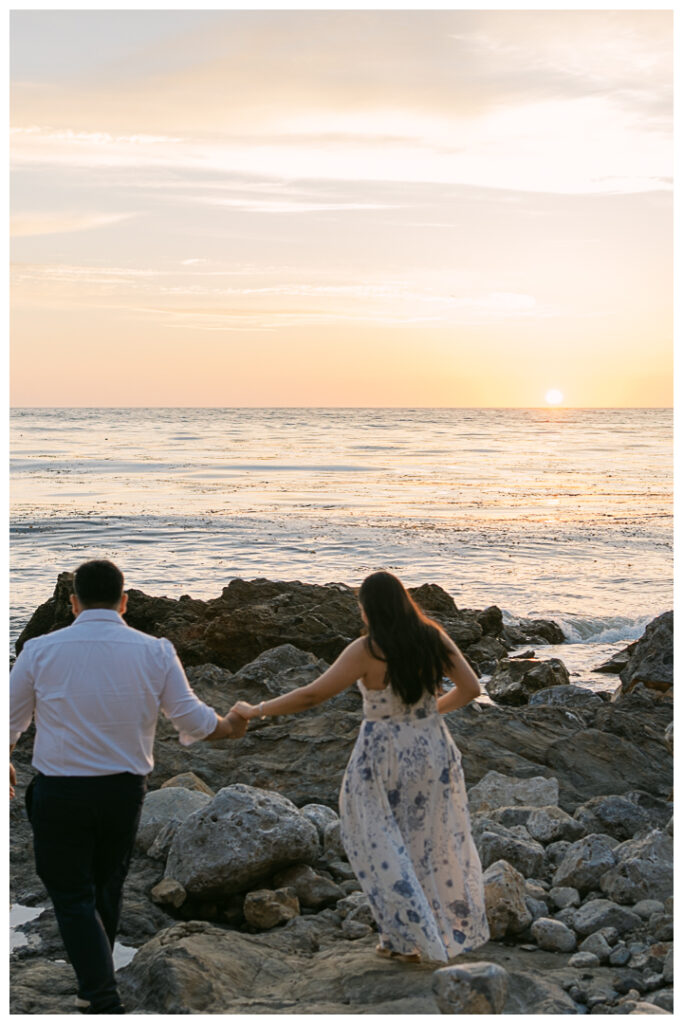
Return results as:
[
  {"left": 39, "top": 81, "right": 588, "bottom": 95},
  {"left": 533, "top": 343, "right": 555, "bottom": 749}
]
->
[
  {"left": 487, "top": 658, "right": 570, "bottom": 706},
  {"left": 573, "top": 794, "right": 653, "bottom": 842},
  {"left": 594, "top": 646, "right": 636, "bottom": 675},
  {"left": 615, "top": 612, "right": 673, "bottom": 700},
  {"left": 599, "top": 830, "right": 673, "bottom": 905},
  {"left": 503, "top": 618, "right": 565, "bottom": 646},
  {"left": 528, "top": 685, "right": 603, "bottom": 709}
]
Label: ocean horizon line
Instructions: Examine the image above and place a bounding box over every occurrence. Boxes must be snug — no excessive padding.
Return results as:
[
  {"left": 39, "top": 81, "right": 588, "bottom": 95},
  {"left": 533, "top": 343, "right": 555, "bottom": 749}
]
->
[{"left": 10, "top": 405, "right": 673, "bottom": 412}]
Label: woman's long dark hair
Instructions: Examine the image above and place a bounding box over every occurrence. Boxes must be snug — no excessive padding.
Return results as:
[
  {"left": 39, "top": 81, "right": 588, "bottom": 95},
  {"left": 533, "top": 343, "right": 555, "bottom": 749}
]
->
[{"left": 359, "top": 571, "right": 453, "bottom": 706}]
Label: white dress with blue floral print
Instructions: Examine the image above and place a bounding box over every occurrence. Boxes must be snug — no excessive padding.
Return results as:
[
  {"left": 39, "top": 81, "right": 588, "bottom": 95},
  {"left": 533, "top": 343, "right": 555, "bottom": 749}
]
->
[{"left": 339, "top": 680, "right": 490, "bottom": 962}]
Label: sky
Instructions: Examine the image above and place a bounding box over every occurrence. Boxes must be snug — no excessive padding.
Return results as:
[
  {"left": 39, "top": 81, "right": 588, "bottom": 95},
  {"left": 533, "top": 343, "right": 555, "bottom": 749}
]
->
[{"left": 9, "top": 9, "right": 673, "bottom": 407}]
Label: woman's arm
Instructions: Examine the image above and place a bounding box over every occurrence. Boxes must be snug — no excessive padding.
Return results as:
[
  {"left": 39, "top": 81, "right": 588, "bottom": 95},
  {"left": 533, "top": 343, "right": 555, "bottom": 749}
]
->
[
  {"left": 232, "top": 638, "right": 367, "bottom": 720},
  {"left": 436, "top": 634, "right": 482, "bottom": 714}
]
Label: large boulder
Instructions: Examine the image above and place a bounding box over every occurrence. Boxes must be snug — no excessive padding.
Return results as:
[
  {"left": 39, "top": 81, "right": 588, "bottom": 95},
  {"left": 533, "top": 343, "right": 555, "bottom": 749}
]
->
[
  {"left": 615, "top": 612, "right": 673, "bottom": 699},
  {"left": 487, "top": 658, "right": 570, "bottom": 706},
  {"left": 136, "top": 788, "right": 212, "bottom": 854},
  {"left": 164, "top": 785, "right": 320, "bottom": 899},
  {"left": 552, "top": 834, "right": 617, "bottom": 893},
  {"left": 468, "top": 771, "right": 559, "bottom": 814},
  {"left": 15, "top": 575, "right": 502, "bottom": 668},
  {"left": 502, "top": 617, "right": 565, "bottom": 646},
  {"left": 482, "top": 860, "right": 532, "bottom": 938},
  {"left": 530, "top": 917, "right": 577, "bottom": 953},
  {"left": 528, "top": 685, "right": 603, "bottom": 710},
  {"left": 599, "top": 830, "right": 673, "bottom": 905}
]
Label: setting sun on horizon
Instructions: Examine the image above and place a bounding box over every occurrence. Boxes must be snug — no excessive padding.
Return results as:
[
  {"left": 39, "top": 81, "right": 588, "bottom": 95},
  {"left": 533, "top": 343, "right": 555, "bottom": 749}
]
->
[{"left": 10, "top": 10, "right": 672, "bottom": 408}]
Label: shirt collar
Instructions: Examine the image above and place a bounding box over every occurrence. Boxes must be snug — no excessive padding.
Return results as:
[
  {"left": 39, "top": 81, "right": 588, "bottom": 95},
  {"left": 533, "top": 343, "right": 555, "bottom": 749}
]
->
[{"left": 72, "top": 609, "right": 126, "bottom": 625}]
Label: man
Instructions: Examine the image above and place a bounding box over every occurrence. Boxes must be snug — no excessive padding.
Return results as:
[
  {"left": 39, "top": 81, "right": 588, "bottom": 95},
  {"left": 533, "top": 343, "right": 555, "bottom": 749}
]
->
[{"left": 9, "top": 559, "right": 247, "bottom": 1014}]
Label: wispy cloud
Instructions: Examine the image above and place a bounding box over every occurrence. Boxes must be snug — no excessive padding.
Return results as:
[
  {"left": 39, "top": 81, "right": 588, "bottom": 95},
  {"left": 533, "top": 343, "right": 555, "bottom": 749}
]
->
[{"left": 10, "top": 211, "right": 133, "bottom": 237}]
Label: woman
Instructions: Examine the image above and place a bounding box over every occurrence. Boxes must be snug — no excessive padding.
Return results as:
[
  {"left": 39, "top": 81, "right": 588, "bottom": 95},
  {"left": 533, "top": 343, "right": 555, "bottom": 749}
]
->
[{"left": 231, "top": 571, "right": 489, "bottom": 964}]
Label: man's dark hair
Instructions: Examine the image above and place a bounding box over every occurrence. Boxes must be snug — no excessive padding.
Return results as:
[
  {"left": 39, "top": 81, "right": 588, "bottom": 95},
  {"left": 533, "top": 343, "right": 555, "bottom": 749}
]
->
[{"left": 73, "top": 560, "right": 125, "bottom": 609}]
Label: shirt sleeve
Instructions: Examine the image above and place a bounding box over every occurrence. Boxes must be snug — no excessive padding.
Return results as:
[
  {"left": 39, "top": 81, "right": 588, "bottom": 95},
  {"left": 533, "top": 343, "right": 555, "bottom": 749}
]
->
[
  {"left": 158, "top": 640, "right": 218, "bottom": 746},
  {"left": 10, "top": 647, "right": 36, "bottom": 746}
]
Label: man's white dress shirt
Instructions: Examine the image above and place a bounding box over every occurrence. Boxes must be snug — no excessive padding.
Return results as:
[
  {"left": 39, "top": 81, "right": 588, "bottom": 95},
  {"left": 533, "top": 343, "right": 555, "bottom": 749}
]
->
[{"left": 9, "top": 609, "right": 218, "bottom": 776}]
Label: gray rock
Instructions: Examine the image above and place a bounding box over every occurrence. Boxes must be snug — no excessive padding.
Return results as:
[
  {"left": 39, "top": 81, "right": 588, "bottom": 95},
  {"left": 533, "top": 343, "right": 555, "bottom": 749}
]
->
[
  {"left": 487, "top": 658, "right": 570, "bottom": 706},
  {"left": 649, "top": 912, "right": 673, "bottom": 942},
  {"left": 572, "top": 899, "right": 642, "bottom": 937},
  {"left": 545, "top": 840, "right": 572, "bottom": 867},
  {"left": 609, "top": 943, "right": 631, "bottom": 966},
  {"left": 165, "top": 784, "right": 320, "bottom": 899},
  {"left": 633, "top": 899, "right": 666, "bottom": 919},
  {"left": 554, "top": 907, "right": 578, "bottom": 930},
  {"left": 524, "top": 879, "right": 548, "bottom": 901},
  {"left": 569, "top": 951, "right": 600, "bottom": 968},
  {"left": 528, "top": 684, "right": 603, "bottom": 708},
  {"left": 616, "top": 611, "right": 673, "bottom": 698},
  {"left": 322, "top": 819, "right": 346, "bottom": 859},
  {"left": 136, "top": 788, "right": 212, "bottom": 853},
  {"left": 597, "top": 926, "right": 619, "bottom": 945},
  {"left": 599, "top": 830, "right": 673, "bottom": 904},
  {"left": 432, "top": 962, "right": 509, "bottom": 1014},
  {"left": 549, "top": 886, "right": 581, "bottom": 909},
  {"left": 326, "top": 860, "right": 356, "bottom": 882},
  {"left": 243, "top": 888, "right": 300, "bottom": 930},
  {"left": 341, "top": 918, "right": 372, "bottom": 939},
  {"left": 271, "top": 864, "right": 345, "bottom": 910},
  {"left": 573, "top": 794, "right": 652, "bottom": 842},
  {"left": 530, "top": 917, "right": 577, "bottom": 952},
  {"left": 482, "top": 859, "right": 532, "bottom": 939},
  {"left": 649, "top": 989, "right": 674, "bottom": 1013},
  {"left": 300, "top": 804, "right": 339, "bottom": 843},
  {"left": 662, "top": 948, "right": 673, "bottom": 985},
  {"left": 335, "top": 892, "right": 374, "bottom": 928},
  {"left": 526, "top": 805, "right": 587, "bottom": 844},
  {"left": 552, "top": 834, "right": 617, "bottom": 893},
  {"left": 467, "top": 770, "right": 559, "bottom": 814},
  {"left": 578, "top": 932, "right": 611, "bottom": 962},
  {"left": 476, "top": 823, "right": 545, "bottom": 878},
  {"left": 525, "top": 897, "right": 549, "bottom": 921}
]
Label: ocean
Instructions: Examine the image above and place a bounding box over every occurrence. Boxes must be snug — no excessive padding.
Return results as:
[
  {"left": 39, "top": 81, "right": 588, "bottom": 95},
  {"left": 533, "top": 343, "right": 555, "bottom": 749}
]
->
[{"left": 10, "top": 407, "right": 672, "bottom": 691}]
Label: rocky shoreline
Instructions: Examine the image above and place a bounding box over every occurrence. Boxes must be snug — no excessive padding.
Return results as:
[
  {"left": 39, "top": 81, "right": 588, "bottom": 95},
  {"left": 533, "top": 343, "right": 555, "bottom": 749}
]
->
[{"left": 10, "top": 577, "right": 673, "bottom": 1014}]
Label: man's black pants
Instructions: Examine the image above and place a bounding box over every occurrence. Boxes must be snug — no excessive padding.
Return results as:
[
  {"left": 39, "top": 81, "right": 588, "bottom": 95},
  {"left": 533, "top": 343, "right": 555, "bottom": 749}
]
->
[{"left": 27, "top": 772, "right": 146, "bottom": 1013}]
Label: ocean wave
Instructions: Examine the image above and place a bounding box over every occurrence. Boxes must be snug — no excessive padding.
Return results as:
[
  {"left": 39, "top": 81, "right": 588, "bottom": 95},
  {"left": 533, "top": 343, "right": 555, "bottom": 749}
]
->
[{"left": 552, "top": 614, "right": 655, "bottom": 645}]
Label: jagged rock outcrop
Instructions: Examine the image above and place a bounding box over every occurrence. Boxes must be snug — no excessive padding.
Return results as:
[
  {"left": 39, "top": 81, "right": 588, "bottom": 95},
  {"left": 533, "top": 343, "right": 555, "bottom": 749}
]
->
[{"left": 614, "top": 612, "right": 673, "bottom": 700}]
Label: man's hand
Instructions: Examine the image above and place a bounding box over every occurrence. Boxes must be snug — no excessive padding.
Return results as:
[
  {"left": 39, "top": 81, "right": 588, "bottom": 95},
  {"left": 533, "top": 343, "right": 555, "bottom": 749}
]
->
[
  {"left": 10, "top": 763, "right": 16, "bottom": 800},
  {"left": 204, "top": 710, "right": 249, "bottom": 742},
  {"left": 232, "top": 701, "right": 258, "bottom": 721},
  {"left": 225, "top": 709, "right": 248, "bottom": 739}
]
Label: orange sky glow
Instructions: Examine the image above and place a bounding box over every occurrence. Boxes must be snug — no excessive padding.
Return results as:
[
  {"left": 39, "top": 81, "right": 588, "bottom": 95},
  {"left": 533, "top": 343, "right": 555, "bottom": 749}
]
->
[{"left": 10, "top": 10, "right": 673, "bottom": 407}]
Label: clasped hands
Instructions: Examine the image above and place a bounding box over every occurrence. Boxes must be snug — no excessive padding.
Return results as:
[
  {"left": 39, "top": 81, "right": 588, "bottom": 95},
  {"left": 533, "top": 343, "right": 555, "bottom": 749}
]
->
[{"left": 224, "top": 701, "right": 259, "bottom": 740}]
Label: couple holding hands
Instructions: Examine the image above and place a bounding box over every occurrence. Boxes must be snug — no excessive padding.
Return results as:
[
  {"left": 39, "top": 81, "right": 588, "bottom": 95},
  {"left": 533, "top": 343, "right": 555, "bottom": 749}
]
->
[{"left": 10, "top": 559, "right": 488, "bottom": 1014}]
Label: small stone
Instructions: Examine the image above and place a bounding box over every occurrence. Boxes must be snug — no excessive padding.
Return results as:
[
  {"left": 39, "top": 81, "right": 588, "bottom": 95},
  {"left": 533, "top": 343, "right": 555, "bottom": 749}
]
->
[
  {"left": 326, "top": 859, "right": 356, "bottom": 881},
  {"left": 569, "top": 951, "right": 600, "bottom": 968},
  {"left": 579, "top": 932, "right": 611, "bottom": 963},
  {"left": 243, "top": 887, "right": 300, "bottom": 930},
  {"left": 530, "top": 917, "right": 577, "bottom": 952},
  {"left": 300, "top": 803, "right": 339, "bottom": 843},
  {"left": 160, "top": 772, "right": 215, "bottom": 797},
  {"left": 628, "top": 1002, "right": 670, "bottom": 1014},
  {"left": 150, "top": 878, "right": 187, "bottom": 909},
  {"left": 614, "top": 975, "right": 645, "bottom": 996},
  {"left": 642, "top": 972, "right": 665, "bottom": 993},
  {"left": 597, "top": 926, "right": 620, "bottom": 946},
  {"left": 525, "top": 879, "right": 547, "bottom": 901},
  {"left": 633, "top": 899, "right": 666, "bottom": 919},
  {"left": 573, "top": 899, "right": 642, "bottom": 937},
  {"left": 518, "top": 943, "right": 538, "bottom": 951},
  {"left": 549, "top": 886, "right": 581, "bottom": 909},
  {"left": 271, "top": 864, "right": 345, "bottom": 910},
  {"left": 525, "top": 897, "right": 549, "bottom": 921},
  {"left": 662, "top": 949, "right": 673, "bottom": 985},
  {"left": 335, "top": 893, "right": 374, "bottom": 928},
  {"left": 322, "top": 819, "right": 346, "bottom": 859},
  {"left": 649, "top": 988, "right": 674, "bottom": 1013},
  {"left": 341, "top": 918, "right": 371, "bottom": 939},
  {"left": 649, "top": 913, "right": 673, "bottom": 942},
  {"left": 432, "top": 962, "right": 510, "bottom": 1015},
  {"left": 609, "top": 944, "right": 631, "bottom": 966}
]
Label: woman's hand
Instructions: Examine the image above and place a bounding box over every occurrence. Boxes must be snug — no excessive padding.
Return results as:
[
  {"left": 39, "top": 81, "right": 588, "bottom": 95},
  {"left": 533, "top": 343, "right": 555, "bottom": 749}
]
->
[{"left": 231, "top": 701, "right": 258, "bottom": 720}]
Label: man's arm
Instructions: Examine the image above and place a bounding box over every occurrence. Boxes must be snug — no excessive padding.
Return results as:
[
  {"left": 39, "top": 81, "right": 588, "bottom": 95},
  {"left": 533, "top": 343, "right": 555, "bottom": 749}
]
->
[
  {"left": 159, "top": 641, "right": 246, "bottom": 744},
  {"left": 10, "top": 650, "right": 37, "bottom": 798}
]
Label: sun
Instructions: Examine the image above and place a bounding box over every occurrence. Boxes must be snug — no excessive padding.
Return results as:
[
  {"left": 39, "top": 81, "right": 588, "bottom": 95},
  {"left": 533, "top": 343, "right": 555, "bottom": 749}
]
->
[{"left": 545, "top": 389, "right": 564, "bottom": 406}]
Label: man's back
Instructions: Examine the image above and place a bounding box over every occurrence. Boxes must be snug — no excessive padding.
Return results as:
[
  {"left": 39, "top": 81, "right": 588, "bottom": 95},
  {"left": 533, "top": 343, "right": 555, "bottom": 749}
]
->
[{"left": 10, "top": 608, "right": 217, "bottom": 776}]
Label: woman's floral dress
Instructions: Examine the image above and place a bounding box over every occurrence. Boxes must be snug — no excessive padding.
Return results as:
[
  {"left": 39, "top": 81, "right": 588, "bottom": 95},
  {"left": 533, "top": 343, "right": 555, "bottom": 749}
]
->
[{"left": 339, "top": 680, "right": 490, "bottom": 962}]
